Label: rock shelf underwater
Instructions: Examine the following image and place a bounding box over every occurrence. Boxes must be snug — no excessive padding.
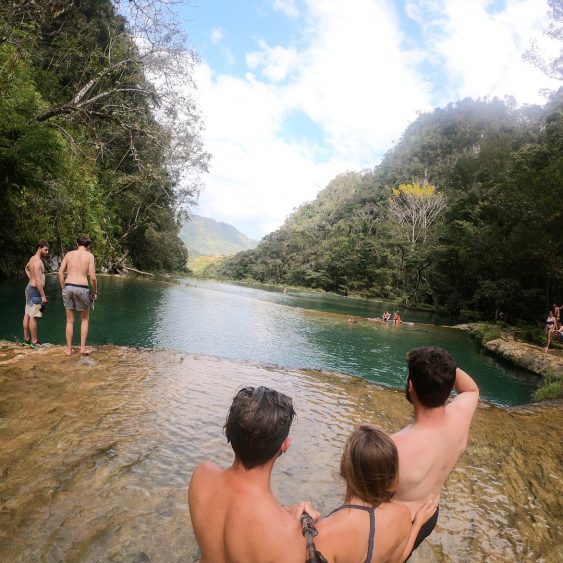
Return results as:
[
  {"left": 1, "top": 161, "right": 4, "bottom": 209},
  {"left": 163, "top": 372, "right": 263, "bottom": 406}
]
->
[{"left": 0, "top": 345, "right": 562, "bottom": 562}]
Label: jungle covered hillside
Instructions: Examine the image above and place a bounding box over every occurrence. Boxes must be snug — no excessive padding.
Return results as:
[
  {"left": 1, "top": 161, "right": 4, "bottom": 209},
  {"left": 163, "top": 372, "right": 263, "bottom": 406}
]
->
[
  {"left": 0, "top": 0, "right": 209, "bottom": 275},
  {"left": 212, "top": 94, "right": 563, "bottom": 322}
]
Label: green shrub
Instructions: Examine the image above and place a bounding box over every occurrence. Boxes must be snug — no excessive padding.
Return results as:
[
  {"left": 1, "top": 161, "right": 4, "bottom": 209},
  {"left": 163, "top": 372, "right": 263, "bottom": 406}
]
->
[
  {"left": 471, "top": 323, "right": 501, "bottom": 344},
  {"left": 533, "top": 372, "right": 563, "bottom": 401},
  {"left": 515, "top": 322, "right": 545, "bottom": 346}
]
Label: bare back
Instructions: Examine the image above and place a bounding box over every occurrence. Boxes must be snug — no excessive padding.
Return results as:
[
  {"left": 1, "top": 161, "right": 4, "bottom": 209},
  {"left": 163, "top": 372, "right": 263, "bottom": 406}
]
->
[
  {"left": 391, "top": 391, "right": 478, "bottom": 517},
  {"left": 27, "top": 256, "right": 45, "bottom": 288},
  {"left": 315, "top": 501, "right": 412, "bottom": 563},
  {"left": 188, "top": 462, "right": 305, "bottom": 563},
  {"left": 60, "top": 248, "right": 95, "bottom": 286}
]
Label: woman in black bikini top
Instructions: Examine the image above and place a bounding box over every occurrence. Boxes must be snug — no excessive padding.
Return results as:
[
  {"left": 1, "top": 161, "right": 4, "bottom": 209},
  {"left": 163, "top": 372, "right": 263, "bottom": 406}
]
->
[
  {"left": 545, "top": 311, "right": 557, "bottom": 351},
  {"left": 313, "top": 425, "right": 437, "bottom": 563}
]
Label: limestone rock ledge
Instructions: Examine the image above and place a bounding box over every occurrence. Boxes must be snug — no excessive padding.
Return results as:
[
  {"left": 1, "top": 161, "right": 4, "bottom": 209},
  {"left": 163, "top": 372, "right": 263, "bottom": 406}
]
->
[{"left": 454, "top": 324, "right": 563, "bottom": 377}]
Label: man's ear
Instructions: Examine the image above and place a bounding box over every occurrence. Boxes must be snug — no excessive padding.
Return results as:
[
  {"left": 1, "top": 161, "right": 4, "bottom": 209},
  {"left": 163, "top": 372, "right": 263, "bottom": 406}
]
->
[
  {"left": 281, "top": 437, "right": 292, "bottom": 454},
  {"left": 408, "top": 379, "right": 413, "bottom": 393}
]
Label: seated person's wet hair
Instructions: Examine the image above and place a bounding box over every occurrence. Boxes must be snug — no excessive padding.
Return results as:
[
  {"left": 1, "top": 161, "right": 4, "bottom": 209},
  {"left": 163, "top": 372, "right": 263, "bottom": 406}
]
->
[
  {"left": 340, "top": 424, "right": 398, "bottom": 506},
  {"left": 224, "top": 386, "right": 295, "bottom": 470},
  {"left": 76, "top": 234, "right": 92, "bottom": 247},
  {"left": 407, "top": 346, "right": 457, "bottom": 408}
]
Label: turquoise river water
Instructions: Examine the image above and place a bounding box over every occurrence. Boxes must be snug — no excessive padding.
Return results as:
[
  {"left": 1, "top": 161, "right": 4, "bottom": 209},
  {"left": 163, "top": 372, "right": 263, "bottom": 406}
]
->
[{"left": 0, "top": 275, "right": 537, "bottom": 405}]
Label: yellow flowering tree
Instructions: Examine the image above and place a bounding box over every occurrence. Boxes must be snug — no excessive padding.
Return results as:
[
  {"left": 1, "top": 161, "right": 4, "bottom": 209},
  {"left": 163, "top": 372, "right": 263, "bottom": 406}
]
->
[{"left": 388, "top": 183, "right": 446, "bottom": 246}]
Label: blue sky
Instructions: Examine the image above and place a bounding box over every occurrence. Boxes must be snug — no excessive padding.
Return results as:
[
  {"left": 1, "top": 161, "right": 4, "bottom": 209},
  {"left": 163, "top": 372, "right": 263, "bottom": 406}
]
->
[{"left": 170, "top": 0, "right": 559, "bottom": 240}]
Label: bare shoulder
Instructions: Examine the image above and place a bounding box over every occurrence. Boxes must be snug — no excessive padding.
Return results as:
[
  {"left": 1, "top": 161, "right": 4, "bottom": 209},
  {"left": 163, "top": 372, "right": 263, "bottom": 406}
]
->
[
  {"left": 188, "top": 462, "right": 221, "bottom": 504},
  {"left": 190, "top": 461, "right": 221, "bottom": 483},
  {"left": 447, "top": 391, "right": 479, "bottom": 421}
]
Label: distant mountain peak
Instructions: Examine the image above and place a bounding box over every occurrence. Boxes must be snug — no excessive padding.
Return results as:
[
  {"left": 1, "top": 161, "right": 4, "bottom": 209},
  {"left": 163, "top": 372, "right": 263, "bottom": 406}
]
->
[{"left": 180, "top": 215, "right": 258, "bottom": 257}]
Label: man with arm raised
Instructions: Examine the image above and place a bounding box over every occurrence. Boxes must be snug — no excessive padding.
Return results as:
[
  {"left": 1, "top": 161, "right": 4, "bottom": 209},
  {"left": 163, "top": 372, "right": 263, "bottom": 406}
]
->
[{"left": 391, "top": 346, "right": 479, "bottom": 558}]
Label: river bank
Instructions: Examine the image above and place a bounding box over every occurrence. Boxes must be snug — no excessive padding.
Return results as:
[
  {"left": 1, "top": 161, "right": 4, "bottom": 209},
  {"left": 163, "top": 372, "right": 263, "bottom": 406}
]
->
[
  {"left": 455, "top": 323, "right": 563, "bottom": 401},
  {"left": 1, "top": 343, "right": 562, "bottom": 562}
]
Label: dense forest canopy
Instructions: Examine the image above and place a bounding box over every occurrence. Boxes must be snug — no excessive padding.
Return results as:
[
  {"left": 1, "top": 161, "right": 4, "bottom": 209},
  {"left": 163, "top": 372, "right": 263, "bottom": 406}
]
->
[
  {"left": 0, "top": 0, "right": 209, "bottom": 274},
  {"left": 211, "top": 93, "right": 563, "bottom": 322}
]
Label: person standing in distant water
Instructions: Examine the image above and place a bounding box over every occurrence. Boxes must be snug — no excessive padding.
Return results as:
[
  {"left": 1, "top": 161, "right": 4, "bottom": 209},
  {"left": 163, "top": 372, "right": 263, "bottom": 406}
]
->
[
  {"left": 23, "top": 241, "right": 50, "bottom": 348},
  {"left": 545, "top": 311, "right": 557, "bottom": 352},
  {"left": 58, "top": 235, "right": 97, "bottom": 356}
]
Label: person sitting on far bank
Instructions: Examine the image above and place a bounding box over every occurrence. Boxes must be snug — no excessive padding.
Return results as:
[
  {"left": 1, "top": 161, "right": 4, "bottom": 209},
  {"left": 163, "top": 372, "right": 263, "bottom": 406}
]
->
[
  {"left": 58, "top": 235, "right": 97, "bottom": 356},
  {"left": 393, "top": 311, "right": 401, "bottom": 325},
  {"left": 545, "top": 311, "right": 557, "bottom": 352},
  {"left": 23, "top": 240, "right": 50, "bottom": 348},
  {"left": 391, "top": 347, "right": 479, "bottom": 558},
  {"left": 382, "top": 311, "right": 391, "bottom": 323},
  {"left": 188, "top": 386, "right": 319, "bottom": 563},
  {"left": 314, "top": 424, "right": 438, "bottom": 563}
]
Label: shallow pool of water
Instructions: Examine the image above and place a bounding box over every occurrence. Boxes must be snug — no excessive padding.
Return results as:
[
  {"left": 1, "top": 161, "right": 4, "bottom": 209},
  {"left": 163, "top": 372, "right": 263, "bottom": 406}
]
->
[{"left": 0, "top": 347, "right": 560, "bottom": 562}]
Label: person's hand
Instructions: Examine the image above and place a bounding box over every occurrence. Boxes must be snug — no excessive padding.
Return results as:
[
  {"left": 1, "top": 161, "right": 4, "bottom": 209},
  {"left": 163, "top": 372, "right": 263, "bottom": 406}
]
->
[
  {"left": 303, "top": 501, "right": 320, "bottom": 523},
  {"left": 413, "top": 497, "right": 438, "bottom": 527},
  {"left": 92, "top": 293, "right": 98, "bottom": 301},
  {"left": 41, "top": 296, "right": 48, "bottom": 303},
  {"left": 285, "top": 502, "right": 306, "bottom": 520}
]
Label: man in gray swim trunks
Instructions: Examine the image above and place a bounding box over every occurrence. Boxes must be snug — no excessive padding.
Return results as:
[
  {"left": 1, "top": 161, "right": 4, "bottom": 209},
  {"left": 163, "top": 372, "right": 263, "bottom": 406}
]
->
[
  {"left": 23, "top": 240, "right": 50, "bottom": 347},
  {"left": 58, "top": 235, "right": 97, "bottom": 356}
]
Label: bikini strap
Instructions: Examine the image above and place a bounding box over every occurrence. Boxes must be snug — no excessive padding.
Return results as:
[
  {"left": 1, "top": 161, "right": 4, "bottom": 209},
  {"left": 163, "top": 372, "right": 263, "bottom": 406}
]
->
[{"left": 326, "top": 504, "right": 375, "bottom": 563}]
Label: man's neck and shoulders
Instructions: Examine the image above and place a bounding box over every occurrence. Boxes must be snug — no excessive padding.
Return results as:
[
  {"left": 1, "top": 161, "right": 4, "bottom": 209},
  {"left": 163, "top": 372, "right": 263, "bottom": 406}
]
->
[
  {"left": 391, "top": 368, "right": 479, "bottom": 515},
  {"left": 189, "top": 459, "right": 304, "bottom": 563}
]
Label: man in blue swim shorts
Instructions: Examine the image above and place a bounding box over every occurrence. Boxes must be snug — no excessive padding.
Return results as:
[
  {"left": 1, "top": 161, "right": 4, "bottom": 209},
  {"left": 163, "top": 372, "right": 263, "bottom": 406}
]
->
[{"left": 23, "top": 241, "right": 50, "bottom": 347}]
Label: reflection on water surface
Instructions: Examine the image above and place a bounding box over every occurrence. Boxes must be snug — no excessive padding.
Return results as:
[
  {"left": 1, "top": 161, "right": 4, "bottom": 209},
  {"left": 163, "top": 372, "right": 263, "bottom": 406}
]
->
[{"left": 0, "top": 347, "right": 561, "bottom": 562}]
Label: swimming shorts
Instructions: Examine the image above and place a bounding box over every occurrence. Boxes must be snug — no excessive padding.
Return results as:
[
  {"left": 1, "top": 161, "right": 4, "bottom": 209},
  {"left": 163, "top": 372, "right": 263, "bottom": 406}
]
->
[
  {"left": 24, "top": 284, "right": 43, "bottom": 318},
  {"left": 62, "top": 283, "right": 91, "bottom": 311},
  {"left": 405, "top": 506, "right": 439, "bottom": 560}
]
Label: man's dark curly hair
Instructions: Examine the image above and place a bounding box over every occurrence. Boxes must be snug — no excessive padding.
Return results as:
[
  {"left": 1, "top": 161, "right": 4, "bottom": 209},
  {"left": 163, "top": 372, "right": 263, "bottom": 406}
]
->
[{"left": 224, "top": 386, "right": 296, "bottom": 470}]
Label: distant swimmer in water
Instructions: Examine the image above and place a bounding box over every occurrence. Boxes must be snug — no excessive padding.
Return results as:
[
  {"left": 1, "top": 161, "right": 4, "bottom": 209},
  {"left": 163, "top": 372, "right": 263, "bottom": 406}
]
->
[
  {"left": 347, "top": 316, "right": 357, "bottom": 323},
  {"left": 382, "top": 310, "right": 391, "bottom": 323},
  {"left": 393, "top": 311, "right": 401, "bottom": 325}
]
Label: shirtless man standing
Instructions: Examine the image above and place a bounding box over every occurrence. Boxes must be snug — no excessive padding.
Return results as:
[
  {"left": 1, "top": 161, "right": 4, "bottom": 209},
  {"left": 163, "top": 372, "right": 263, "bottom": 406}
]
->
[
  {"left": 57, "top": 235, "right": 97, "bottom": 356},
  {"left": 188, "top": 386, "right": 317, "bottom": 562},
  {"left": 23, "top": 240, "right": 50, "bottom": 347},
  {"left": 391, "top": 346, "right": 479, "bottom": 558}
]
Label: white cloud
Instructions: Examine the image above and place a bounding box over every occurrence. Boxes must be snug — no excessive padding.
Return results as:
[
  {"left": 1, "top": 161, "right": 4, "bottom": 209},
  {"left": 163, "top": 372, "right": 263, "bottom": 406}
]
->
[
  {"left": 272, "top": 0, "right": 300, "bottom": 18},
  {"left": 406, "top": 0, "right": 560, "bottom": 104},
  {"left": 246, "top": 41, "right": 300, "bottom": 82},
  {"left": 210, "top": 27, "right": 223, "bottom": 45},
  {"left": 189, "top": 0, "right": 558, "bottom": 240}
]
